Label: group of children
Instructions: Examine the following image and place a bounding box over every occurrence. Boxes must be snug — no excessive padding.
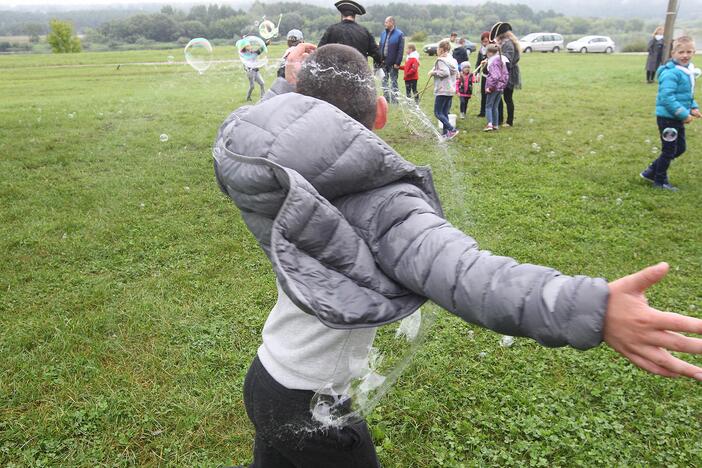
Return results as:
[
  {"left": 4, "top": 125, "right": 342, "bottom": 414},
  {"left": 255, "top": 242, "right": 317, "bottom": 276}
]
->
[{"left": 395, "top": 36, "right": 510, "bottom": 139}]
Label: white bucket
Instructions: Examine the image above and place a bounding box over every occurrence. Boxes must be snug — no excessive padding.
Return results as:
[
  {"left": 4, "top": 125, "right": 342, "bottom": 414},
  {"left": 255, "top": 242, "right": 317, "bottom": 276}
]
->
[{"left": 438, "top": 113, "right": 457, "bottom": 129}]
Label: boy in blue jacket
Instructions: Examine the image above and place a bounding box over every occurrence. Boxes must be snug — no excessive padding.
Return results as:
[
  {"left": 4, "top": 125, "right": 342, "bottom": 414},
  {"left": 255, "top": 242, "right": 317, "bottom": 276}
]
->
[
  {"left": 640, "top": 36, "right": 701, "bottom": 191},
  {"left": 217, "top": 43, "right": 702, "bottom": 467}
]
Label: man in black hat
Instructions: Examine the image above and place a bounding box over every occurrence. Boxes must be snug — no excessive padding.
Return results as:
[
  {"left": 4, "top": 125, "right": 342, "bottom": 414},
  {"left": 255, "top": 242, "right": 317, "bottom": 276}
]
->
[{"left": 318, "top": 0, "right": 381, "bottom": 66}]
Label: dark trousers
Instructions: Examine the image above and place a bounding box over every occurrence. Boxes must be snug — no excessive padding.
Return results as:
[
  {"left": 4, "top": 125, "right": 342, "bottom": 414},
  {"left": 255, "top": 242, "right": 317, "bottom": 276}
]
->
[
  {"left": 382, "top": 64, "right": 399, "bottom": 103},
  {"left": 434, "top": 94, "right": 454, "bottom": 134},
  {"left": 478, "top": 77, "right": 487, "bottom": 116},
  {"left": 459, "top": 96, "right": 471, "bottom": 114},
  {"left": 644, "top": 117, "right": 686, "bottom": 184},
  {"left": 498, "top": 86, "right": 515, "bottom": 125},
  {"left": 242, "top": 356, "right": 380, "bottom": 468},
  {"left": 405, "top": 79, "right": 418, "bottom": 103},
  {"left": 646, "top": 70, "right": 656, "bottom": 82}
]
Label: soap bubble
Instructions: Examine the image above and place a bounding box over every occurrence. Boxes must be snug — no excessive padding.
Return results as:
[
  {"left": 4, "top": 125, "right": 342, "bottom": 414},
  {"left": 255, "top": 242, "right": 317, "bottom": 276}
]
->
[
  {"left": 466, "top": 330, "right": 474, "bottom": 340},
  {"left": 566, "top": 130, "right": 573, "bottom": 136},
  {"left": 596, "top": 134, "right": 604, "bottom": 141},
  {"left": 661, "top": 127, "right": 678, "bottom": 142},
  {"left": 694, "top": 67, "right": 701, "bottom": 79},
  {"left": 167, "top": 55, "right": 174, "bottom": 63},
  {"left": 499, "top": 335, "right": 514, "bottom": 347},
  {"left": 310, "top": 307, "right": 437, "bottom": 427},
  {"left": 184, "top": 38, "right": 213, "bottom": 74},
  {"left": 236, "top": 36, "right": 268, "bottom": 69},
  {"left": 159, "top": 134, "right": 169, "bottom": 142},
  {"left": 258, "top": 19, "right": 278, "bottom": 40}
]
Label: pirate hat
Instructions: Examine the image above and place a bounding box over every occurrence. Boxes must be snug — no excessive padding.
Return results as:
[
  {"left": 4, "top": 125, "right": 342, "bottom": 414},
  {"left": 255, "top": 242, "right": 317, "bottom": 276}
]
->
[
  {"left": 489, "top": 22, "right": 512, "bottom": 42},
  {"left": 335, "top": 0, "right": 366, "bottom": 15}
]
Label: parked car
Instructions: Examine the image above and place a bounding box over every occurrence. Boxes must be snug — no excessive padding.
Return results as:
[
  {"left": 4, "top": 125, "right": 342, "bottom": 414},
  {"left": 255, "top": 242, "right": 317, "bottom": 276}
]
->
[
  {"left": 519, "top": 33, "right": 564, "bottom": 53},
  {"left": 423, "top": 39, "right": 476, "bottom": 56},
  {"left": 566, "top": 36, "right": 616, "bottom": 53}
]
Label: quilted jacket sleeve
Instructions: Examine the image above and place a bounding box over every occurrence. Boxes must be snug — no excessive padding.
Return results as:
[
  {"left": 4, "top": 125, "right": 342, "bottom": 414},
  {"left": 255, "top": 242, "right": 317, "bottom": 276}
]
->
[{"left": 335, "top": 182, "right": 609, "bottom": 350}]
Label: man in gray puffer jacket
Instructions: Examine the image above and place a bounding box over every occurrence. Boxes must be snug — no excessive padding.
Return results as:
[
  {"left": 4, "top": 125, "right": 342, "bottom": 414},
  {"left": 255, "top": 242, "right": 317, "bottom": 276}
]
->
[{"left": 213, "top": 44, "right": 702, "bottom": 467}]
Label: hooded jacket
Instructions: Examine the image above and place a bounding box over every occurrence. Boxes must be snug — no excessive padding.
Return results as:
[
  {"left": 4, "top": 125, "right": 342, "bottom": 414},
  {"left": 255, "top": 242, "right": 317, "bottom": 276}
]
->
[
  {"left": 486, "top": 54, "right": 509, "bottom": 92},
  {"left": 432, "top": 56, "right": 459, "bottom": 96},
  {"left": 213, "top": 78, "right": 609, "bottom": 355},
  {"left": 400, "top": 50, "right": 420, "bottom": 81},
  {"left": 656, "top": 60, "right": 699, "bottom": 120}
]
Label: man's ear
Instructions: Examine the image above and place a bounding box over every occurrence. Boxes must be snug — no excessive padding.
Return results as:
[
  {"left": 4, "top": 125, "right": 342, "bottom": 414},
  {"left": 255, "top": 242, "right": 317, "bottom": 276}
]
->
[{"left": 374, "top": 96, "right": 388, "bottom": 130}]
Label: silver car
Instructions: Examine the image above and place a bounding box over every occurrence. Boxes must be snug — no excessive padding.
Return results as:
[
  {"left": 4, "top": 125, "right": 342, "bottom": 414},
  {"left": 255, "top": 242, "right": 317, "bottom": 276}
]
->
[
  {"left": 566, "top": 36, "right": 616, "bottom": 53},
  {"left": 519, "top": 33, "right": 564, "bottom": 53}
]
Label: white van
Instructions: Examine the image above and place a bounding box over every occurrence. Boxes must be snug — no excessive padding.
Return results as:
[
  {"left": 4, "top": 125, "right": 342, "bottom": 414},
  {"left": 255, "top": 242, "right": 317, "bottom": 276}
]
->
[{"left": 519, "top": 33, "right": 564, "bottom": 53}]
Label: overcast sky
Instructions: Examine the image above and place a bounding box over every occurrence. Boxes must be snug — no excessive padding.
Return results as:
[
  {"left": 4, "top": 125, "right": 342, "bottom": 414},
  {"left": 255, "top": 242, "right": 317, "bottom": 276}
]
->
[{"left": 2, "top": 0, "right": 701, "bottom": 20}]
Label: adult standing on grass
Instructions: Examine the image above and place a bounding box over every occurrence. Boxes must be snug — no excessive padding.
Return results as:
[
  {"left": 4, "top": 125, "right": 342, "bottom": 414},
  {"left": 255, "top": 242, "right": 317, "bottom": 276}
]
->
[
  {"left": 379, "top": 16, "right": 405, "bottom": 104},
  {"left": 318, "top": 0, "right": 380, "bottom": 66},
  {"left": 492, "top": 22, "right": 521, "bottom": 127},
  {"left": 646, "top": 26, "right": 666, "bottom": 83}
]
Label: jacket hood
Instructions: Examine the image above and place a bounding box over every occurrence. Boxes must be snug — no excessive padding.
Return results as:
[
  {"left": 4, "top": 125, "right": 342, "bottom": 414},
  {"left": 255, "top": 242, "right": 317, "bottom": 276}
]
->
[
  {"left": 408, "top": 50, "right": 420, "bottom": 60},
  {"left": 437, "top": 55, "right": 458, "bottom": 71},
  {"left": 213, "top": 83, "right": 442, "bottom": 328}
]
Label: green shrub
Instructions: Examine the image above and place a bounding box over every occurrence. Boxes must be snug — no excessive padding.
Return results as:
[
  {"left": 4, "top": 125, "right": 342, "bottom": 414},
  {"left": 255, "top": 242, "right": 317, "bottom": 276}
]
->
[
  {"left": 410, "top": 31, "right": 427, "bottom": 42},
  {"left": 622, "top": 41, "right": 647, "bottom": 52}
]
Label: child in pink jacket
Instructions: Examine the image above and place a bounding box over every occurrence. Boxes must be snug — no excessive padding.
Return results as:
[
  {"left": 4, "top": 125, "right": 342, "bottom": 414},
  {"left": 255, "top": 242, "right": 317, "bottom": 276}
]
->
[{"left": 483, "top": 44, "right": 509, "bottom": 131}]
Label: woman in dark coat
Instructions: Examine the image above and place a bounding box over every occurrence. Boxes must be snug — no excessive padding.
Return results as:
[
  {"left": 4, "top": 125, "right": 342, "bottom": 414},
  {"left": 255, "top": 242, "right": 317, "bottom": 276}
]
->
[
  {"left": 646, "top": 26, "right": 665, "bottom": 83},
  {"left": 491, "top": 23, "right": 521, "bottom": 127}
]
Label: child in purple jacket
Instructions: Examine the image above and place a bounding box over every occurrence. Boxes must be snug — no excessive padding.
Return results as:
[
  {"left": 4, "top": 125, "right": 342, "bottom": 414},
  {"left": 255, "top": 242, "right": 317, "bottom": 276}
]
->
[{"left": 482, "top": 44, "right": 509, "bottom": 131}]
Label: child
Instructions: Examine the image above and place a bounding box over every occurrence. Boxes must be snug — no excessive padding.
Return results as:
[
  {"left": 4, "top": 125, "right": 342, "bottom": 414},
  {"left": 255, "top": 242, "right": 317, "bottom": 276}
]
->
[
  {"left": 277, "top": 28, "right": 304, "bottom": 78},
  {"left": 456, "top": 61, "right": 476, "bottom": 119},
  {"left": 640, "top": 36, "right": 701, "bottom": 191},
  {"left": 214, "top": 43, "right": 702, "bottom": 467},
  {"left": 476, "top": 31, "right": 490, "bottom": 117},
  {"left": 399, "top": 43, "right": 420, "bottom": 103},
  {"left": 483, "top": 43, "right": 509, "bottom": 131},
  {"left": 428, "top": 39, "right": 459, "bottom": 139}
]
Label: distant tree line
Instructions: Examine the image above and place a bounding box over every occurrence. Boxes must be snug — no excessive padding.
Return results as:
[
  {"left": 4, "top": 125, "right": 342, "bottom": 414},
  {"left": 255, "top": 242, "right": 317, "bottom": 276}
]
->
[
  {"left": 91, "top": 2, "right": 660, "bottom": 44},
  {"left": 0, "top": 1, "right": 683, "bottom": 51}
]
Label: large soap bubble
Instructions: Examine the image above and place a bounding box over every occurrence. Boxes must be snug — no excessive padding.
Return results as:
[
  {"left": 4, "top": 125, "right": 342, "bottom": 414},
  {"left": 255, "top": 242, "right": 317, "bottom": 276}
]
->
[
  {"left": 310, "top": 307, "right": 437, "bottom": 427},
  {"left": 236, "top": 36, "right": 268, "bottom": 69},
  {"left": 258, "top": 20, "right": 278, "bottom": 40},
  {"left": 184, "top": 38, "right": 213, "bottom": 74},
  {"left": 661, "top": 127, "right": 678, "bottom": 142}
]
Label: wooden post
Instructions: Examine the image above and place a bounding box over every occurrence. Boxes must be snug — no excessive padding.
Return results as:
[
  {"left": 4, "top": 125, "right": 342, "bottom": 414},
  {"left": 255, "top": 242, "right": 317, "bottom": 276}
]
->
[{"left": 662, "top": 0, "right": 679, "bottom": 62}]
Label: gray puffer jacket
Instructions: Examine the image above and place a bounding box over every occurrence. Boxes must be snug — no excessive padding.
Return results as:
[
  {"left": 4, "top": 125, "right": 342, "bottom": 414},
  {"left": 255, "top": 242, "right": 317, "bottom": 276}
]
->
[{"left": 213, "top": 78, "right": 609, "bottom": 350}]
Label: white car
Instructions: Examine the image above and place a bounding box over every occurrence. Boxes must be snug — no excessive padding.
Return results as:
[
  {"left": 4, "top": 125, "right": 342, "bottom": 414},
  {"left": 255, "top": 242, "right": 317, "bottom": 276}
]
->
[
  {"left": 566, "top": 36, "right": 616, "bottom": 54},
  {"left": 519, "top": 33, "right": 564, "bottom": 53}
]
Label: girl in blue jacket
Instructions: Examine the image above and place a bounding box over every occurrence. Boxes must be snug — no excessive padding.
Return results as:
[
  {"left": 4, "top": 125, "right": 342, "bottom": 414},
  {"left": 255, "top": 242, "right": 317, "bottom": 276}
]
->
[{"left": 640, "top": 36, "right": 701, "bottom": 191}]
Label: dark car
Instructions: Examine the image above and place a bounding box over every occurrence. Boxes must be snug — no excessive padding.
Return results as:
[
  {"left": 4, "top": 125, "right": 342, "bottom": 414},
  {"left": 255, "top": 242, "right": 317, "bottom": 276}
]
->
[{"left": 423, "top": 39, "right": 476, "bottom": 56}]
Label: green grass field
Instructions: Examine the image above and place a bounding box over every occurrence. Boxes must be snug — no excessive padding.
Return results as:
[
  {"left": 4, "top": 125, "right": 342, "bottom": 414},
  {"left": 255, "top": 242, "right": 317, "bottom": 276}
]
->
[{"left": 1, "top": 45, "right": 701, "bottom": 466}]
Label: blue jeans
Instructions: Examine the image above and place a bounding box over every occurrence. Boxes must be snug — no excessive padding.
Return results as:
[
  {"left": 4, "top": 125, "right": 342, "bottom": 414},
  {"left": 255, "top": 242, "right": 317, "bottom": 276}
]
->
[
  {"left": 485, "top": 91, "right": 503, "bottom": 127},
  {"left": 650, "top": 116, "right": 686, "bottom": 184},
  {"left": 382, "top": 64, "right": 399, "bottom": 103},
  {"left": 434, "top": 95, "right": 454, "bottom": 134}
]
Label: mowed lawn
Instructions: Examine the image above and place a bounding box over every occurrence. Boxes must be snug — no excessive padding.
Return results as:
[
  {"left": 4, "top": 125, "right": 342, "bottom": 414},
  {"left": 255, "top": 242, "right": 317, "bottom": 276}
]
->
[{"left": 1, "top": 46, "right": 701, "bottom": 466}]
